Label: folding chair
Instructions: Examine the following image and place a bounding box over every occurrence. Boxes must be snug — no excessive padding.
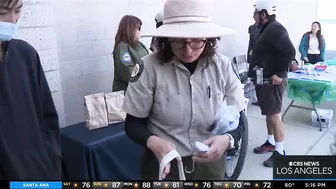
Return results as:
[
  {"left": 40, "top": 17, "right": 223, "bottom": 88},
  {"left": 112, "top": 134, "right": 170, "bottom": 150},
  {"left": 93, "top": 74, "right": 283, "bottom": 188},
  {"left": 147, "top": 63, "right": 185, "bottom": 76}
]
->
[
  {"left": 231, "top": 55, "right": 255, "bottom": 98},
  {"left": 232, "top": 55, "right": 249, "bottom": 83}
]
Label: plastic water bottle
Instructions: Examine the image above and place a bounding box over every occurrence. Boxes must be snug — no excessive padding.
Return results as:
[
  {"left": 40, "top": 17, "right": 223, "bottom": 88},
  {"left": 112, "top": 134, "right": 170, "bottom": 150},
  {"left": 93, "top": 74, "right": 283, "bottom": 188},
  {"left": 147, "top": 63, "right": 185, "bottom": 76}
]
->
[{"left": 256, "top": 67, "right": 263, "bottom": 85}]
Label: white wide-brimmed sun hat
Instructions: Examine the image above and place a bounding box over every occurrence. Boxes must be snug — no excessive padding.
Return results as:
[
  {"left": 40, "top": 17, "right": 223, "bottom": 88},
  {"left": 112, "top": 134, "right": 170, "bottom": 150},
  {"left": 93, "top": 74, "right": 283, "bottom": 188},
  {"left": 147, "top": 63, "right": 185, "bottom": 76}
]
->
[{"left": 142, "top": 0, "right": 235, "bottom": 38}]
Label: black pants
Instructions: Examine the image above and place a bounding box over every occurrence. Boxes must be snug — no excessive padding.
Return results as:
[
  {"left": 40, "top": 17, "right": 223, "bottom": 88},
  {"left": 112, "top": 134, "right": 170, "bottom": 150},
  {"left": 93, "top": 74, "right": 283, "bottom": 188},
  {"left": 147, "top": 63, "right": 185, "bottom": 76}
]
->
[{"left": 304, "top": 54, "right": 322, "bottom": 64}]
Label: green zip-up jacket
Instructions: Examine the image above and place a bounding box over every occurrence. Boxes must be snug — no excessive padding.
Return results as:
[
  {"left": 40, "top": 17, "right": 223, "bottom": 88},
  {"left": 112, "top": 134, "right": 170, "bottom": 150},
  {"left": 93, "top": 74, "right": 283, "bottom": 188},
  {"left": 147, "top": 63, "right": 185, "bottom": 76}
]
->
[{"left": 112, "top": 41, "right": 149, "bottom": 92}]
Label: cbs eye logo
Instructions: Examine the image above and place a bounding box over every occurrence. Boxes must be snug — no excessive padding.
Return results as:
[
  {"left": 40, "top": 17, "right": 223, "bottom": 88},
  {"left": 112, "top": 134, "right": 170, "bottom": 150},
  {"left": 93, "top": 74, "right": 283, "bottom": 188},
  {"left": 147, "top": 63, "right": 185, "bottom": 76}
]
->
[{"left": 288, "top": 161, "right": 303, "bottom": 166}]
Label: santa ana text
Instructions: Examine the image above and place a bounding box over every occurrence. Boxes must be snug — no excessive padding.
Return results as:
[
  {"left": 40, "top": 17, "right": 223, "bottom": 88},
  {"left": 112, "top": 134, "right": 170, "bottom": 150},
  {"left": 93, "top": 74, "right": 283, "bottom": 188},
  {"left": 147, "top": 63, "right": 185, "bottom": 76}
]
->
[
  {"left": 276, "top": 167, "right": 333, "bottom": 175},
  {"left": 23, "top": 183, "right": 49, "bottom": 187}
]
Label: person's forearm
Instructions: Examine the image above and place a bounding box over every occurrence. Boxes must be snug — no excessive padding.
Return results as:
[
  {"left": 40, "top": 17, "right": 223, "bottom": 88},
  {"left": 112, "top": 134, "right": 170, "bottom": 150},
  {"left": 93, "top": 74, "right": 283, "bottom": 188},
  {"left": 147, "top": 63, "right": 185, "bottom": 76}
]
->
[
  {"left": 226, "top": 111, "right": 247, "bottom": 147},
  {"left": 126, "top": 111, "right": 247, "bottom": 148},
  {"left": 124, "top": 114, "right": 155, "bottom": 147}
]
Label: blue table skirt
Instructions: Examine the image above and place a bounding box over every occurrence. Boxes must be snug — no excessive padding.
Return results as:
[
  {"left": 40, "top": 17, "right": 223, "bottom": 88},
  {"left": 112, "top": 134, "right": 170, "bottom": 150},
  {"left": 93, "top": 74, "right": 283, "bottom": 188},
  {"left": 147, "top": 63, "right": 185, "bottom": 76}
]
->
[{"left": 61, "top": 122, "right": 144, "bottom": 180}]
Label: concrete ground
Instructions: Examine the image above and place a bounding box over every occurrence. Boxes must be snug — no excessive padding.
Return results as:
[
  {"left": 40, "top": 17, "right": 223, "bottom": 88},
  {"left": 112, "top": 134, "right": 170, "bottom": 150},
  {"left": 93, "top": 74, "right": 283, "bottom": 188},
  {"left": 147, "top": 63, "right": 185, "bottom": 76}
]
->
[{"left": 238, "top": 92, "right": 336, "bottom": 180}]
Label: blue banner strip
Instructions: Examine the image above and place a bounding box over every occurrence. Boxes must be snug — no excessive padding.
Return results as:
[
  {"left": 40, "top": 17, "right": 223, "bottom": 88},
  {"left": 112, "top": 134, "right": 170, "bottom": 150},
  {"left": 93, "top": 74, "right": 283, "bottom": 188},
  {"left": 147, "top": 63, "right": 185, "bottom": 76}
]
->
[{"left": 10, "top": 182, "right": 62, "bottom": 189}]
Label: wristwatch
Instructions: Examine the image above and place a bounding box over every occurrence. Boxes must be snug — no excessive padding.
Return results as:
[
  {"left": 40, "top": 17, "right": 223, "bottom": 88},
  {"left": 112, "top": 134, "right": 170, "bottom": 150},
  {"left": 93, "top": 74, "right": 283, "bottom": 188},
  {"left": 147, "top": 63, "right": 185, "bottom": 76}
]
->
[{"left": 225, "top": 134, "right": 235, "bottom": 150}]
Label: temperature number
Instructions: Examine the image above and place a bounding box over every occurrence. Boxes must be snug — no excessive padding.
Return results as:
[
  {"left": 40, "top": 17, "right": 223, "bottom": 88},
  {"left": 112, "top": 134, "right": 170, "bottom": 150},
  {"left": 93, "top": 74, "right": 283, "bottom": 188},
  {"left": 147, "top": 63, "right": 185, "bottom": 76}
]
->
[
  {"left": 112, "top": 182, "right": 121, "bottom": 188},
  {"left": 263, "top": 182, "right": 271, "bottom": 188},
  {"left": 203, "top": 182, "right": 211, "bottom": 188},
  {"left": 82, "top": 182, "right": 90, "bottom": 188},
  {"left": 142, "top": 182, "right": 151, "bottom": 188},
  {"left": 285, "top": 183, "right": 295, "bottom": 188},
  {"left": 233, "top": 182, "right": 243, "bottom": 188},
  {"left": 172, "top": 182, "right": 180, "bottom": 188}
]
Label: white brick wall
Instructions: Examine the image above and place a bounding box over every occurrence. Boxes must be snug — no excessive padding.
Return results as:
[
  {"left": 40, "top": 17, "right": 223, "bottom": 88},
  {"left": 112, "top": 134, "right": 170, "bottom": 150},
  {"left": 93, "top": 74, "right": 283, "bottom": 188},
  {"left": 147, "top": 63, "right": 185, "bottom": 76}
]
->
[
  {"left": 14, "top": 0, "right": 318, "bottom": 127},
  {"left": 55, "top": 0, "right": 168, "bottom": 125}
]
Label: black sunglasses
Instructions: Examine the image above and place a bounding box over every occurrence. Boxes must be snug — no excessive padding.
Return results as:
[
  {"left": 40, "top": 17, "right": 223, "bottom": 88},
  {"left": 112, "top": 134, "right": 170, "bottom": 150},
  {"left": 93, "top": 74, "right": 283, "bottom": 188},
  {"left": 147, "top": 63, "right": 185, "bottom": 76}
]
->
[{"left": 169, "top": 39, "right": 207, "bottom": 50}]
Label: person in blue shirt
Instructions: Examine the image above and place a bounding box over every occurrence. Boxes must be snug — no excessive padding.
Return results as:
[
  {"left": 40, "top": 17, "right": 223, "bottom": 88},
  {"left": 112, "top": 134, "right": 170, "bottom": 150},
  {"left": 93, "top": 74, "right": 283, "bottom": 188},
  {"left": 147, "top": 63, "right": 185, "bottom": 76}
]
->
[{"left": 299, "top": 21, "right": 326, "bottom": 64}]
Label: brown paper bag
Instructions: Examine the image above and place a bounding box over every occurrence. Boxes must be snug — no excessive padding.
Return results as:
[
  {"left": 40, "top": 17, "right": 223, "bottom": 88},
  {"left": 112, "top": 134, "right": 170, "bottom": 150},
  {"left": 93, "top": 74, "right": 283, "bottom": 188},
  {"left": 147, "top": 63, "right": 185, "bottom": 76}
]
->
[
  {"left": 104, "top": 91, "right": 126, "bottom": 124},
  {"left": 84, "top": 93, "right": 109, "bottom": 130}
]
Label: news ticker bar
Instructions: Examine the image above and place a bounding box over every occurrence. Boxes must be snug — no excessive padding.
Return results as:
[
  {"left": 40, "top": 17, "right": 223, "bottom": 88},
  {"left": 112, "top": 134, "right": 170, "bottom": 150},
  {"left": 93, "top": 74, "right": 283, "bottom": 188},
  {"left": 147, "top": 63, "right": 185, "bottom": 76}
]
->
[{"left": 5, "top": 181, "right": 336, "bottom": 189}]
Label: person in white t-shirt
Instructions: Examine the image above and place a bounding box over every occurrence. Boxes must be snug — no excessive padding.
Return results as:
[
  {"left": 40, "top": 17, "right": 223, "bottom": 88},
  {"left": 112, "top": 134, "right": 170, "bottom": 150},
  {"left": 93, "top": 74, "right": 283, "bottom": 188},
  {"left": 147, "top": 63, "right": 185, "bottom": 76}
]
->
[{"left": 299, "top": 21, "right": 326, "bottom": 64}]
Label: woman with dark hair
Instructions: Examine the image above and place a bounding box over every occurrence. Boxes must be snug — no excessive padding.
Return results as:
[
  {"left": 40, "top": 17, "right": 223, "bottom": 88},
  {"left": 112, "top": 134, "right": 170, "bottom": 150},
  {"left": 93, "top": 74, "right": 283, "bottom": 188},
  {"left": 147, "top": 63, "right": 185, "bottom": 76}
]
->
[
  {"left": 299, "top": 21, "right": 326, "bottom": 64},
  {"left": 122, "top": 0, "right": 247, "bottom": 180},
  {"left": 112, "top": 15, "right": 149, "bottom": 92}
]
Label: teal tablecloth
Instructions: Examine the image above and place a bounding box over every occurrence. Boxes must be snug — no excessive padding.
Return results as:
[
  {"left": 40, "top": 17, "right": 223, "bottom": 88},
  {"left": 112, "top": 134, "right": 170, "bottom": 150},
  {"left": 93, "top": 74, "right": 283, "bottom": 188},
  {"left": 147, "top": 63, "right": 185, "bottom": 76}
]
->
[
  {"left": 326, "top": 59, "right": 336, "bottom": 66},
  {"left": 287, "top": 79, "right": 336, "bottom": 105},
  {"left": 287, "top": 60, "right": 336, "bottom": 105}
]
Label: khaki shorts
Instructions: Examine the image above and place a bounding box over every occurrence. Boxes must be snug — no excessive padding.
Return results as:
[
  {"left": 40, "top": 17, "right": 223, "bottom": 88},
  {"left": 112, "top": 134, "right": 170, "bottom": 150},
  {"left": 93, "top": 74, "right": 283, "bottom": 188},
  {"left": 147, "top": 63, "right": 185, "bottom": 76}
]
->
[
  {"left": 141, "top": 149, "right": 226, "bottom": 180},
  {"left": 256, "top": 78, "right": 288, "bottom": 115}
]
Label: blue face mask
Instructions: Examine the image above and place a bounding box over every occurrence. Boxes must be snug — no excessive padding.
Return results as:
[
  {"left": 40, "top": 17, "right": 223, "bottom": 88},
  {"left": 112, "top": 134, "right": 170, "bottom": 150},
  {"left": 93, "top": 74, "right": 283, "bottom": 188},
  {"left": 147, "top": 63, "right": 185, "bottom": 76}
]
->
[{"left": 0, "top": 19, "right": 20, "bottom": 41}]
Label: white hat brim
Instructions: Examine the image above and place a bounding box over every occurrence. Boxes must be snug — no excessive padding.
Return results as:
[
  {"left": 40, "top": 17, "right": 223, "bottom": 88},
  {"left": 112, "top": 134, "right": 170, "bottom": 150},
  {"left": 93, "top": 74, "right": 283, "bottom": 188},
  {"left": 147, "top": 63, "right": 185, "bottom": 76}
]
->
[{"left": 141, "top": 22, "right": 235, "bottom": 38}]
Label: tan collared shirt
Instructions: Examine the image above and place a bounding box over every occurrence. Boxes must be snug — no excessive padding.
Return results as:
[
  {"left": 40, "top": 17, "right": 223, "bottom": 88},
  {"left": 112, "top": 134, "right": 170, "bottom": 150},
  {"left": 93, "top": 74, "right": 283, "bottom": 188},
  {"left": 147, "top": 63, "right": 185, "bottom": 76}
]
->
[{"left": 123, "top": 52, "right": 245, "bottom": 156}]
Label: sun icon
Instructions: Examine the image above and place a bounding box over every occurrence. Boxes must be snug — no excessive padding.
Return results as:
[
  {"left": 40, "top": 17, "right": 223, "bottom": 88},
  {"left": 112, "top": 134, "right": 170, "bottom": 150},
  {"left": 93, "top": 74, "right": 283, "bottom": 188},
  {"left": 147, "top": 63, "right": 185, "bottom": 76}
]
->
[
  {"left": 134, "top": 183, "right": 139, "bottom": 188},
  {"left": 194, "top": 183, "right": 199, "bottom": 188},
  {"left": 224, "top": 183, "right": 229, "bottom": 188},
  {"left": 104, "top": 183, "right": 108, "bottom": 187},
  {"left": 164, "top": 183, "right": 169, "bottom": 188},
  {"left": 73, "top": 183, "right": 78, "bottom": 188},
  {"left": 255, "top": 183, "right": 259, "bottom": 188}
]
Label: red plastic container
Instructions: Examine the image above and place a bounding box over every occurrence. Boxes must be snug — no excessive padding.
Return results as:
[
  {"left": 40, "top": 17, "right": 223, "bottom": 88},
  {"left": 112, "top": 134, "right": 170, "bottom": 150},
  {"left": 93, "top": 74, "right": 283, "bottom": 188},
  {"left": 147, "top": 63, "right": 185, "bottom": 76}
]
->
[{"left": 315, "top": 65, "right": 327, "bottom": 71}]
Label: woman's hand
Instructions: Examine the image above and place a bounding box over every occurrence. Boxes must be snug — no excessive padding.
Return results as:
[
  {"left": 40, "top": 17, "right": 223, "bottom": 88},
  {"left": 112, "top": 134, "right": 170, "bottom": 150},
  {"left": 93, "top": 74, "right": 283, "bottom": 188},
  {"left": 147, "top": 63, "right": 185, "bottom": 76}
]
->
[
  {"left": 193, "top": 135, "right": 230, "bottom": 163},
  {"left": 147, "top": 136, "right": 179, "bottom": 179}
]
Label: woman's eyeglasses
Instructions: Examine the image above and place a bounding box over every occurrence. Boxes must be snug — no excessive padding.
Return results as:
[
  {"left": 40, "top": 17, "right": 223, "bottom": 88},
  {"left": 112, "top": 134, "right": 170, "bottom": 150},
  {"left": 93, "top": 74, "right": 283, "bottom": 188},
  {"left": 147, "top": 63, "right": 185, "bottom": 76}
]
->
[{"left": 169, "top": 39, "right": 207, "bottom": 50}]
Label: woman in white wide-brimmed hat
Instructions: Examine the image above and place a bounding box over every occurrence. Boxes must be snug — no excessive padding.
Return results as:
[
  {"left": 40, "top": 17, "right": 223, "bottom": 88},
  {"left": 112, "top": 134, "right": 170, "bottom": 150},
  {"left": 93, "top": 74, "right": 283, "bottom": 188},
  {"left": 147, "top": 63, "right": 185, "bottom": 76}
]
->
[{"left": 123, "top": 0, "right": 247, "bottom": 180}]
